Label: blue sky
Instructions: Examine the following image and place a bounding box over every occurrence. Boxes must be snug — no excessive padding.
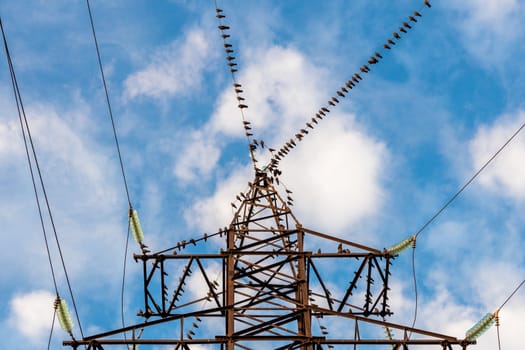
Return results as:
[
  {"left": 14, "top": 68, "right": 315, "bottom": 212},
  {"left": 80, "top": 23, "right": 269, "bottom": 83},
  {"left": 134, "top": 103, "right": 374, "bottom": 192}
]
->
[{"left": 1, "top": 0, "right": 525, "bottom": 349}]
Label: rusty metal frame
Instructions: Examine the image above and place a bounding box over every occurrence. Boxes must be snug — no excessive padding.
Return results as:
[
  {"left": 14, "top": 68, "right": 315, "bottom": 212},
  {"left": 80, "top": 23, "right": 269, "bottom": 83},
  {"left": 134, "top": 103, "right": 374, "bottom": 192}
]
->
[{"left": 64, "top": 172, "right": 474, "bottom": 349}]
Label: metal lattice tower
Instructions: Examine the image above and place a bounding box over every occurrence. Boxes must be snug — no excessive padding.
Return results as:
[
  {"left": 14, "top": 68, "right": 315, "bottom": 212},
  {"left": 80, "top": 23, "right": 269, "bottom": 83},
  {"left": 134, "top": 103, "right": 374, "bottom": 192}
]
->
[{"left": 64, "top": 171, "right": 474, "bottom": 349}]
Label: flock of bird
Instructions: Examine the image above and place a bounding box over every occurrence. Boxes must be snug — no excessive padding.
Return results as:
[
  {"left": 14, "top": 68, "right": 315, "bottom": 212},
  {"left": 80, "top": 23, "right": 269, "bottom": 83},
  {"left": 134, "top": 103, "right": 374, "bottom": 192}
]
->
[
  {"left": 215, "top": 1, "right": 433, "bottom": 185},
  {"left": 267, "top": 0, "right": 433, "bottom": 175}
]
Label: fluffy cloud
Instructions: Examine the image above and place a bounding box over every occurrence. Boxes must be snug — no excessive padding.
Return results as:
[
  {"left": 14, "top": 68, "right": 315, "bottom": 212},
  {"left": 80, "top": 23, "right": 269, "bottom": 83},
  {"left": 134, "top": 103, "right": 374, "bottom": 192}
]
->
[
  {"left": 445, "top": 0, "right": 525, "bottom": 63},
  {"left": 174, "top": 46, "right": 328, "bottom": 181},
  {"left": 174, "top": 130, "right": 221, "bottom": 182},
  {"left": 0, "top": 102, "right": 127, "bottom": 295},
  {"left": 124, "top": 28, "right": 214, "bottom": 100},
  {"left": 280, "top": 115, "right": 387, "bottom": 233},
  {"left": 8, "top": 290, "right": 55, "bottom": 342},
  {"left": 469, "top": 110, "right": 525, "bottom": 200},
  {"left": 182, "top": 44, "right": 386, "bottom": 234},
  {"left": 185, "top": 165, "right": 251, "bottom": 232}
]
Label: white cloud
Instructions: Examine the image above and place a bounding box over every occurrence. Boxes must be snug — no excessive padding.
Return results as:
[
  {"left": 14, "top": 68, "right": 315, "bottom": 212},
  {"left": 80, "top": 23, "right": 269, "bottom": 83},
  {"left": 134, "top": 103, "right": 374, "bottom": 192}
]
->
[
  {"left": 281, "top": 115, "right": 387, "bottom": 233},
  {"left": 445, "top": 0, "right": 525, "bottom": 63},
  {"left": 0, "top": 119, "right": 23, "bottom": 158},
  {"left": 455, "top": 0, "right": 519, "bottom": 27},
  {"left": 124, "top": 28, "right": 213, "bottom": 100},
  {"left": 210, "top": 45, "right": 327, "bottom": 137},
  {"left": 173, "top": 45, "right": 328, "bottom": 182},
  {"left": 173, "top": 130, "right": 220, "bottom": 182},
  {"left": 181, "top": 44, "right": 386, "bottom": 234},
  {"left": 8, "top": 290, "right": 55, "bottom": 343},
  {"left": 469, "top": 110, "right": 525, "bottom": 200},
  {"left": 185, "top": 165, "right": 251, "bottom": 232}
]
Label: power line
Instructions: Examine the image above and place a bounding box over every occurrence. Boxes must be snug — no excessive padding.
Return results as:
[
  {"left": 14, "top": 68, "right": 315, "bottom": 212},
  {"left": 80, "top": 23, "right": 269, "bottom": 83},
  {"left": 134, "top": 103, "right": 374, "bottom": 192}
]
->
[
  {"left": 85, "top": 0, "right": 136, "bottom": 336},
  {"left": 0, "top": 16, "right": 84, "bottom": 339},
  {"left": 85, "top": 0, "right": 132, "bottom": 207},
  {"left": 414, "top": 120, "right": 525, "bottom": 239},
  {"left": 498, "top": 278, "right": 525, "bottom": 311}
]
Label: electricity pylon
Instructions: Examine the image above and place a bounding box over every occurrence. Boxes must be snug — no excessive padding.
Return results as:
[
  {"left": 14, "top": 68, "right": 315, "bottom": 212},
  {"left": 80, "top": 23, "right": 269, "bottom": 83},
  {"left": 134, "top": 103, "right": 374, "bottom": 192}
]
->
[{"left": 64, "top": 171, "right": 473, "bottom": 349}]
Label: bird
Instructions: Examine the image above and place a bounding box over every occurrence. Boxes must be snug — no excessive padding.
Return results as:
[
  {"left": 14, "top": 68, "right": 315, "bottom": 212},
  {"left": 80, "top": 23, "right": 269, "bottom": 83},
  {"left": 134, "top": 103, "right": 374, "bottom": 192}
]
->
[
  {"left": 311, "top": 117, "right": 318, "bottom": 124},
  {"left": 393, "top": 32, "right": 401, "bottom": 39},
  {"left": 346, "top": 80, "right": 355, "bottom": 88},
  {"left": 355, "top": 73, "right": 362, "bottom": 80},
  {"left": 400, "top": 27, "right": 407, "bottom": 34},
  {"left": 238, "top": 104, "right": 248, "bottom": 109},
  {"left": 224, "top": 43, "right": 232, "bottom": 48},
  {"left": 360, "top": 65, "right": 370, "bottom": 73},
  {"left": 328, "top": 100, "right": 336, "bottom": 106},
  {"left": 341, "top": 86, "right": 349, "bottom": 93},
  {"left": 216, "top": 13, "right": 225, "bottom": 19},
  {"left": 352, "top": 76, "right": 359, "bottom": 83},
  {"left": 388, "top": 39, "right": 396, "bottom": 45},
  {"left": 424, "top": 0, "right": 431, "bottom": 8},
  {"left": 321, "top": 107, "right": 329, "bottom": 113},
  {"left": 300, "top": 128, "right": 308, "bottom": 134},
  {"left": 306, "top": 122, "right": 314, "bottom": 129},
  {"left": 338, "top": 243, "right": 343, "bottom": 253},
  {"left": 414, "top": 11, "right": 422, "bottom": 17},
  {"left": 225, "top": 48, "right": 234, "bottom": 54},
  {"left": 384, "top": 43, "right": 391, "bottom": 50},
  {"left": 235, "top": 88, "right": 243, "bottom": 93},
  {"left": 226, "top": 55, "right": 235, "bottom": 61},
  {"left": 375, "top": 52, "right": 383, "bottom": 59},
  {"left": 221, "top": 34, "right": 230, "bottom": 39},
  {"left": 332, "top": 96, "right": 339, "bottom": 103},
  {"left": 218, "top": 25, "right": 230, "bottom": 30},
  {"left": 368, "top": 57, "right": 378, "bottom": 64},
  {"left": 337, "top": 90, "right": 345, "bottom": 97},
  {"left": 409, "top": 16, "right": 417, "bottom": 23}
]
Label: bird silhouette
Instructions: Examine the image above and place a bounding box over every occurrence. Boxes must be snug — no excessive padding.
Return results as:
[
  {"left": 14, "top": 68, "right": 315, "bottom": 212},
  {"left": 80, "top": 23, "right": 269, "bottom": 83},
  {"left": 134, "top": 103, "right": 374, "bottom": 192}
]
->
[
  {"left": 375, "top": 52, "right": 383, "bottom": 59},
  {"left": 414, "top": 11, "right": 422, "bottom": 17},
  {"left": 400, "top": 27, "right": 407, "bottom": 34},
  {"left": 393, "top": 32, "right": 401, "bottom": 39},
  {"left": 384, "top": 43, "right": 391, "bottom": 50},
  {"left": 424, "top": 0, "right": 431, "bottom": 8}
]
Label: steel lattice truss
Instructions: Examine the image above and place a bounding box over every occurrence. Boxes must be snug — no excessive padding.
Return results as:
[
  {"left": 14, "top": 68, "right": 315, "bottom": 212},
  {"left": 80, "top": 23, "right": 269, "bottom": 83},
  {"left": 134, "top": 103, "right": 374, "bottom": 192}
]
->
[{"left": 64, "top": 172, "right": 474, "bottom": 349}]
